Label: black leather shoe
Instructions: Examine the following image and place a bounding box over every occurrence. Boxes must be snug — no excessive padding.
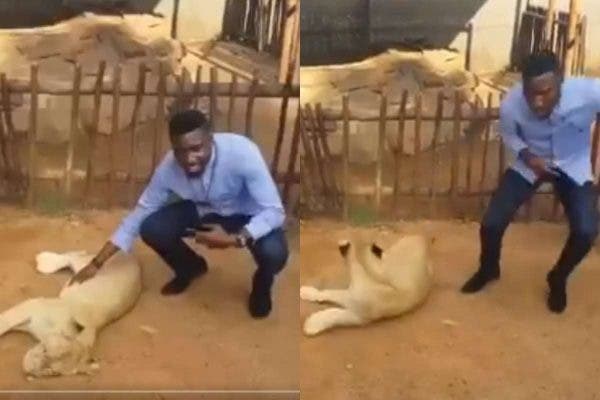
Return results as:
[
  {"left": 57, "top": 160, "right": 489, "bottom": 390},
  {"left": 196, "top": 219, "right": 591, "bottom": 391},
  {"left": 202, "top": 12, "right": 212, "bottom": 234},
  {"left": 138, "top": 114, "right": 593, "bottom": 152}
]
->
[
  {"left": 248, "top": 272, "right": 273, "bottom": 318},
  {"left": 547, "top": 270, "right": 567, "bottom": 313},
  {"left": 248, "top": 287, "right": 272, "bottom": 318},
  {"left": 161, "top": 264, "right": 207, "bottom": 296},
  {"left": 460, "top": 268, "right": 500, "bottom": 293}
]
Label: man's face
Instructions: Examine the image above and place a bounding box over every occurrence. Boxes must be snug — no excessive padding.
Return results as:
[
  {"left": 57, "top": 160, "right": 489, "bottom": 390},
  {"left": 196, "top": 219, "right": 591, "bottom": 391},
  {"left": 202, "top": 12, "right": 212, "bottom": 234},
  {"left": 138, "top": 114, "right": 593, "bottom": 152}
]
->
[
  {"left": 523, "top": 71, "right": 561, "bottom": 119},
  {"left": 171, "top": 128, "right": 213, "bottom": 177}
]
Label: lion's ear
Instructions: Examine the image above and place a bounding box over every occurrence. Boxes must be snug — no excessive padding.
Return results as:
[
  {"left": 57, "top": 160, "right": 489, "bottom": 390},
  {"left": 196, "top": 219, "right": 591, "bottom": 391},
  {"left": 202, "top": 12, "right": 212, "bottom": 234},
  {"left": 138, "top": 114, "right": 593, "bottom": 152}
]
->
[
  {"left": 370, "top": 244, "right": 383, "bottom": 259},
  {"left": 338, "top": 240, "right": 351, "bottom": 257}
]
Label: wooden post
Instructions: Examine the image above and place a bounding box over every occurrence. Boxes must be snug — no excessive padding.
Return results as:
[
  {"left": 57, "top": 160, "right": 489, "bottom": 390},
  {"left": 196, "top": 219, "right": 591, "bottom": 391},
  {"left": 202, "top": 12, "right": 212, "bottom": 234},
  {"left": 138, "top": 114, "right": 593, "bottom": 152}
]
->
[
  {"left": 302, "top": 106, "right": 329, "bottom": 201},
  {"left": 450, "top": 91, "right": 461, "bottom": 199},
  {"left": 245, "top": 72, "right": 258, "bottom": 138},
  {"left": 429, "top": 91, "right": 444, "bottom": 218},
  {"left": 84, "top": 61, "right": 106, "bottom": 204},
  {"left": 412, "top": 93, "right": 422, "bottom": 213},
  {"left": 193, "top": 65, "right": 202, "bottom": 109},
  {"left": 209, "top": 67, "right": 218, "bottom": 131},
  {"left": 228, "top": 74, "right": 238, "bottom": 131},
  {"left": 27, "top": 64, "right": 39, "bottom": 207},
  {"left": 393, "top": 90, "right": 408, "bottom": 209},
  {"left": 65, "top": 64, "right": 82, "bottom": 198},
  {"left": 465, "top": 23, "right": 473, "bottom": 71},
  {"left": 109, "top": 65, "right": 122, "bottom": 208},
  {"left": 545, "top": 0, "right": 557, "bottom": 48},
  {"left": 313, "top": 103, "right": 339, "bottom": 201},
  {"left": 1, "top": 73, "right": 21, "bottom": 193},
  {"left": 375, "top": 95, "right": 387, "bottom": 212},
  {"left": 465, "top": 97, "right": 478, "bottom": 196},
  {"left": 298, "top": 113, "right": 320, "bottom": 203},
  {"left": 498, "top": 93, "right": 506, "bottom": 185},
  {"left": 577, "top": 16, "right": 587, "bottom": 75},
  {"left": 479, "top": 93, "right": 493, "bottom": 213},
  {"left": 563, "top": 0, "right": 581, "bottom": 77},
  {"left": 271, "top": 80, "right": 290, "bottom": 175},
  {"left": 153, "top": 63, "right": 166, "bottom": 171},
  {"left": 0, "top": 112, "right": 9, "bottom": 186},
  {"left": 171, "top": 0, "right": 180, "bottom": 39},
  {"left": 128, "top": 63, "right": 146, "bottom": 206},
  {"left": 282, "top": 108, "right": 301, "bottom": 205},
  {"left": 278, "top": 0, "right": 298, "bottom": 83},
  {"left": 342, "top": 95, "right": 350, "bottom": 221}
]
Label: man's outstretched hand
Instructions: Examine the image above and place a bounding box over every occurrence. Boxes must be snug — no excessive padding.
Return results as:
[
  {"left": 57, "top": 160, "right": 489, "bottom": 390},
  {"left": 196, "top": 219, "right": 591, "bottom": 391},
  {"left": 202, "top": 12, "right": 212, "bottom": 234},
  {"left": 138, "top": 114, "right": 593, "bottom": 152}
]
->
[
  {"left": 68, "top": 261, "right": 100, "bottom": 286},
  {"left": 67, "top": 241, "right": 119, "bottom": 286}
]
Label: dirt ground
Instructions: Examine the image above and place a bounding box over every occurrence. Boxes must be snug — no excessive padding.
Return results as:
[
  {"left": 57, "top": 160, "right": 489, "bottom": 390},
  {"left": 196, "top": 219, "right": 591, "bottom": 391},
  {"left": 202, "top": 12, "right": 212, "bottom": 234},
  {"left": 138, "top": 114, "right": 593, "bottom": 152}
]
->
[
  {"left": 300, "top": 218, "right": 600, "bottom": 400},
  {"left": 0, "top": 206, "right": 299, "bottom": 393}
]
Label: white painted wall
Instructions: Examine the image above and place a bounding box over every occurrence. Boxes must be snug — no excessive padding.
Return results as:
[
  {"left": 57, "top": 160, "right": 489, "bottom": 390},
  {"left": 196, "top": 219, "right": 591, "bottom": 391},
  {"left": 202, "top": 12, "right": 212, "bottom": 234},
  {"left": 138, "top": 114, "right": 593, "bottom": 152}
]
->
[
  {"left": 449, "top": 0, "right": 600, "bottom": 74},
  {"left": 155, "top": 0, "right": 227, "bottom": 42}
]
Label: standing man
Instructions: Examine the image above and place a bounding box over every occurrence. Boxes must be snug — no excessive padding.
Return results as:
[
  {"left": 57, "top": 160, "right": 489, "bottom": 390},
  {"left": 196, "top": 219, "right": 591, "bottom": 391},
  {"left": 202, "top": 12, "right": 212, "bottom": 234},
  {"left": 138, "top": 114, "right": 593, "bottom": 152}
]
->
[
  {"left": 70, "top": 109, "right": 289, "bottom": 319},
  {"left": 461, "top": 51, "right": 599, "bottom": 313}
]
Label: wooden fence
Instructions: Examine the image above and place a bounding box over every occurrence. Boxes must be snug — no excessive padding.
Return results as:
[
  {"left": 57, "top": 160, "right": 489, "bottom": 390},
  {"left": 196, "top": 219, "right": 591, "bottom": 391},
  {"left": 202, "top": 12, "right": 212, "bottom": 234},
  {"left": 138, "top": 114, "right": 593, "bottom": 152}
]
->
[
  {"left": 300, "top": 90, "right": 600, "bottom": 222},
  {"left": 0, "top": 62, "right": 301, "bottom": 210}
]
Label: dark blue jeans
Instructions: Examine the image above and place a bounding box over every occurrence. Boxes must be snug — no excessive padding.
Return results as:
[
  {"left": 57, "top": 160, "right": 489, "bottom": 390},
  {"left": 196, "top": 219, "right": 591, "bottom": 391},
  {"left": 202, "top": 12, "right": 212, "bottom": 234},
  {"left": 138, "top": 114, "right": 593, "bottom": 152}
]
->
[
  {"left": 139, "top": 200, "right": 289, "bottom": 289},
  {"left": 480, "top": 169, "right": 599, "bottom": 278}
]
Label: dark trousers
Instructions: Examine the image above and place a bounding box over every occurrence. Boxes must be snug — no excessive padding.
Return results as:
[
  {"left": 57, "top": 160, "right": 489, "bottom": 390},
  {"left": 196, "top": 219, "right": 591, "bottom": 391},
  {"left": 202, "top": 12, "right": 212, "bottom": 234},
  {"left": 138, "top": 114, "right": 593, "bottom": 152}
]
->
[
  {"left": 480, "top": 169, "right": 599, "bottom": 279},
  {"left": 139, "top": 200, "right": 289, "bottom": 290}
]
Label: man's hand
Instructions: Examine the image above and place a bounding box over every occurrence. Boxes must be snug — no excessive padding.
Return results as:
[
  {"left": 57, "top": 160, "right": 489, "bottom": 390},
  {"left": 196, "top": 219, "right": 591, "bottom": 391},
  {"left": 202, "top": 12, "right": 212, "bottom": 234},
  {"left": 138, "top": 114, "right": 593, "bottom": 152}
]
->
[
  {"left": 191, "top": 225, "right": 237, "bottom": 249},
  {"left": 68, "top": 261, "right": 100, "bottom": 286},
  {"left": 520, "top": 149, "right": 558, "bottom": 180}
]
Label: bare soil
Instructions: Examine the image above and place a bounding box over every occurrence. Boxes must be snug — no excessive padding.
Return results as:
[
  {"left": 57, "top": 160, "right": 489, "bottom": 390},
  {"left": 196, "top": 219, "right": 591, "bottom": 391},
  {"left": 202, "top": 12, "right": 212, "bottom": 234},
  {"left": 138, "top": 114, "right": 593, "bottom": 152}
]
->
[
  {"left": 300, "top": 218, "right": 600, "bottom": 400},
  {"left": 0, "top": 206, "right": 299, "bottom": 392}
]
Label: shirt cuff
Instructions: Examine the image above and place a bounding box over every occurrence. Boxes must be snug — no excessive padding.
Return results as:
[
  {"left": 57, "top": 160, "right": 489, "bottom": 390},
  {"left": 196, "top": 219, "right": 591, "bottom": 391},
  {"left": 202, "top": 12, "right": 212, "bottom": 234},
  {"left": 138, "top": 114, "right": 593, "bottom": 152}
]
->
[
  {"left": 110, "top": 229, "right": 136, "bottom": 253},
  {"left": 243, "top": 219, "right": 273, "bottom": 241}
]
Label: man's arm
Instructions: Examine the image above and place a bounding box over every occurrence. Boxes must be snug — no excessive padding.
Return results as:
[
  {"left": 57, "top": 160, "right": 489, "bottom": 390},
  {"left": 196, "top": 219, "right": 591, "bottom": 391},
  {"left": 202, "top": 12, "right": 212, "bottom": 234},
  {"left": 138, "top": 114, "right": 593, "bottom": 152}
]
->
[
  {"left": 109, "top": 165, "right": 172, "bottom": 253},
  {"left": 70, "top": 161, "right": 172, "bottom": 285},
  {"left": 499, "top": 100, "right": 528, "bottom": 157},
  {"left": 240, "top": 142, "right": 286, "bottom": 241}
]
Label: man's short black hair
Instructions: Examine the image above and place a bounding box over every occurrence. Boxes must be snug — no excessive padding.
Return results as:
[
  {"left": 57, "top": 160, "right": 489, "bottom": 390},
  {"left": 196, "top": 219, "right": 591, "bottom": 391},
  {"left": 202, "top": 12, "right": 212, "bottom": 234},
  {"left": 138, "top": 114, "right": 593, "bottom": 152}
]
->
[
  {"left": 522, "top": 51, "right": 560, "bottom": 83},
  {"left": 169, "top": 109, "right": 210, "bottom": 137}
]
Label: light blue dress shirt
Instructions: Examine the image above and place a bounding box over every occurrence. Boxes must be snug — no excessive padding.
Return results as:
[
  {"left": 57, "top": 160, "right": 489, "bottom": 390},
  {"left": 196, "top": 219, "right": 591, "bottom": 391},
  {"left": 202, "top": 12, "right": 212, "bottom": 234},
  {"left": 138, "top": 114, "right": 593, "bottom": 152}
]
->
[
  {"left": 499, "top": 77, "right": 600, "bottom": 185},
  {"left": 110, "top": 133, "right": 286, "bottom": 252}
]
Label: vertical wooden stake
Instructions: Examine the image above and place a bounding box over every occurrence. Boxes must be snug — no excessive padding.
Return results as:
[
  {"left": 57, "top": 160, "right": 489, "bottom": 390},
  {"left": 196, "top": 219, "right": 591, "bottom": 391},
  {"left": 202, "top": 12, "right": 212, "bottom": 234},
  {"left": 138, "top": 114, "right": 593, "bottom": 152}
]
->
[
  {"left": 27, "top": 64, "right": 39, "bottom": 207},
  {"left": 450, "top": 91, "right": 461, "bottom": 199},
  {"left": 375, "top": 95, "right": 387, "bottom": 212},
  {"left": 209, "top": 67, "right": 218, "bottom": 131},
  {"left": 479, "top": 93, "right": 493, "bottom": 213},
  {"left": 153, "top": 63, "right": 166, "bottom": 171},
  {"left": 84, "top": 61, "right": 106, "bottom": 204},
  {"left": 271, "top": 82, "right": 290, "bottom": 175},
  {"left": 245, "top": 72, "right": 258, "bottom": 138},
  {"left": 128, "top": 63, "right": 146, "bottom": 206},
  {"left": 228, "top": 74, "right": 238, "bottom": 131},
  {"left": 563, "top": 0, "right": 581, "bottom": 77},
  {"left": 193, "top": 65, "right": 202, "bottom": 109},
  {"left": 342, "top": 95, "right": 350, "bottom": 221},
  {"left": 65, "top": 64, "right": 82, "bottom": 199},
  {"left": 282, "top": 108, "right": 301, "bottom": 205},
  {"left": 393, "top": 90, "right": 408, "bottom": 210},
  {"left": 429, "top": 91, "right": 444, "bottom": 218},
  {"left": 109, "top": 64, "right": 122, "bottom": 208}
]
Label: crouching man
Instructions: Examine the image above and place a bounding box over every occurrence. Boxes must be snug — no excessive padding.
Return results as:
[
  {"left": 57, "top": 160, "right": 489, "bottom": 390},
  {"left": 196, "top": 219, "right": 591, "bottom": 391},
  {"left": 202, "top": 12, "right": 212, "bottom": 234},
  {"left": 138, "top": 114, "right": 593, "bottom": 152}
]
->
[{"left": 70, "top": 109, "right": 289, "bottom": 319}]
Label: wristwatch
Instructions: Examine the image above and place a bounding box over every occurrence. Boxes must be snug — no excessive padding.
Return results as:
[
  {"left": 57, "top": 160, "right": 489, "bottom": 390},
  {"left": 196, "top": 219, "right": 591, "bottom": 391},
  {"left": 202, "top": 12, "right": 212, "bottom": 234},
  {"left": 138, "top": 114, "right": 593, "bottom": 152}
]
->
[{"left": 235, "top": 230, "right": 254, "bottom": 248}]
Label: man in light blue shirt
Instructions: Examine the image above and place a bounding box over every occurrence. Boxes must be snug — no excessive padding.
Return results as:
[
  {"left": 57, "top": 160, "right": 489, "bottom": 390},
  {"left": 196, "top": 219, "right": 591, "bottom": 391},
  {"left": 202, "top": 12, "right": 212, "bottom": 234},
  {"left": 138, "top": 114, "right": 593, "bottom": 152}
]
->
[
  {"left": 461, "top": 51, "right": 599, "bottom": 313},
  {"left": 70, "top": 109, "right": 288, "bottom": 318}
]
